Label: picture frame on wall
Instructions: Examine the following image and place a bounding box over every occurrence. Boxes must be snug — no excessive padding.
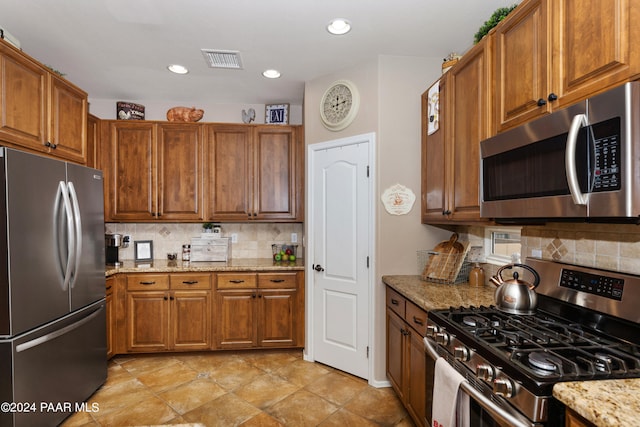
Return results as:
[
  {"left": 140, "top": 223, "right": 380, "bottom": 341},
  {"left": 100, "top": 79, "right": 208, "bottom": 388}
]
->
[
  {"left": 265, "top": 103, "right": 289, "bottom": 124},
  {"left": 134, "top": 240, "right": 153, "bottom": 262}
]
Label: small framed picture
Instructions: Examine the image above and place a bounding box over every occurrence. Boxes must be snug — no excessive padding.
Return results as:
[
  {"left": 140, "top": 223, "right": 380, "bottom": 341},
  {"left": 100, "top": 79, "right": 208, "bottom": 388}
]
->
[
  {"left": 265, "top": 103, "right": 289, "bottom": 124},
  {"left": 134, "top": 240, "right": 153, "bottom": 262}
]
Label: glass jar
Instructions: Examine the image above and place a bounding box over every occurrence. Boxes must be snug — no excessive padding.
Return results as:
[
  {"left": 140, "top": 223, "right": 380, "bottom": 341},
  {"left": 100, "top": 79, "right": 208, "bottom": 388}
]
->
[
  {"left": 469, "top": 263, "right": 485, "bottom": 287},
  {"left": 182, "top": 244, "right": 191, "bottom": 261}
]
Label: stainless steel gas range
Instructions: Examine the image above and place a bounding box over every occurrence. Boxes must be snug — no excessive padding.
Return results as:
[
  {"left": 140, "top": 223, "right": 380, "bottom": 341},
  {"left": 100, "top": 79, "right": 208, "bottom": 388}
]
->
[{"left": 424, "top": 257, "right": 640, "bottom": 427}]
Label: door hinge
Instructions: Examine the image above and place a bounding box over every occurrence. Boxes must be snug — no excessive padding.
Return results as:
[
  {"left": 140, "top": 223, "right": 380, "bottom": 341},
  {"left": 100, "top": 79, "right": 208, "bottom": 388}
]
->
[
  {"left": 366, "top": 346, "right": 369, "bottom": 358},
  {"left": 366, "top": 165, "right": 370, "bottom": 177},
  {"left": 366, "top": 256, "right": 369, "bottom": 268}
]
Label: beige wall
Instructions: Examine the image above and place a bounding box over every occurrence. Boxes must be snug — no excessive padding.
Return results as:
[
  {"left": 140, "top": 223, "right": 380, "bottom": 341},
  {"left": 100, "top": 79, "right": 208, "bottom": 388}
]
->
[{"left": 304, "top": 55, "right": 452, "bottom": 384}]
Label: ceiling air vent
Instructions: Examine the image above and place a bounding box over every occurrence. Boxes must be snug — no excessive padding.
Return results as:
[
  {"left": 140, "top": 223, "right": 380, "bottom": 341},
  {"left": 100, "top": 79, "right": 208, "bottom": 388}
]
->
[{"left": 201, "top": 49, "right": 243, "bottom": 69}]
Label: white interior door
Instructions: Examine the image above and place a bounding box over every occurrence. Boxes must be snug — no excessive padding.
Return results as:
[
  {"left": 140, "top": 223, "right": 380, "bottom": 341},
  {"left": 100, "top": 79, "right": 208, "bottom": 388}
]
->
[{"left": 308, "top": 134, "right": 372, "bottom": 380}]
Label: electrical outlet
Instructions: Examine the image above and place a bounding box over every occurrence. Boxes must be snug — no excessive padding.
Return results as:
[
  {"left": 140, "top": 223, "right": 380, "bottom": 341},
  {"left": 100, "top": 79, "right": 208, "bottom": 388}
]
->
[
  {"left": 291, "top": 233, "right": 298, "bottom": 243},
  {"left": 231, "top": 233, "right": 238, "bottom": 243}
]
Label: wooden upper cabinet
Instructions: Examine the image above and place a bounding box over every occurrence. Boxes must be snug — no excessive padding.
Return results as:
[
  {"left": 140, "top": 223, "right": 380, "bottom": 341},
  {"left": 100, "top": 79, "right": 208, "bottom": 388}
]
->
[
  {"left": 205, "top": 124, "right": 253, "bottom": 221},
  {"left": 422, "top": 36, "right": 491, "bottom": 224},
  {"left": 0, "top": 39, "right": 87, "bottom": 163},
  {"left": 205, "top": 124, "right": 302, "bottom": 222},
  {"left": 157, "top": 123, "right": 204, "bottom": 220},
  {"left": 105, "top": 121, "right": 156, "bottom": 220},
  {"left": 495, "top": 0, "right": 640, "bottom": 132},
  {"left": 103, "top": 121, "right": 204, "bottom": 221},
  {"left": 48, "top": 75, "right": 87, "bottom": 163},
  {"left": 253, "top": 126, "right": 300, "bottom": 221}
]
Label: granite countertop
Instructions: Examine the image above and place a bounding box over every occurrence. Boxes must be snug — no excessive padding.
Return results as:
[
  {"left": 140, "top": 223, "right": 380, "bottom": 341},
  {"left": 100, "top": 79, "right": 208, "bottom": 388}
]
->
[
  {"left": 381, "top": 275, "right": 495, "bottom": 311},
  {"left": 106, "top": 258, "right": 304, "bottom": 277},
  {"left": 382, "top": 275, "right": 640, "bottom": 427}
]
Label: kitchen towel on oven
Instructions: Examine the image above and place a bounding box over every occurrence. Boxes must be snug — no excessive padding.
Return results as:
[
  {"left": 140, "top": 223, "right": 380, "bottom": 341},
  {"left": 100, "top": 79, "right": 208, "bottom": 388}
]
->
[{"left": 432, "top": 357, "right": 470, "bottom": 427}]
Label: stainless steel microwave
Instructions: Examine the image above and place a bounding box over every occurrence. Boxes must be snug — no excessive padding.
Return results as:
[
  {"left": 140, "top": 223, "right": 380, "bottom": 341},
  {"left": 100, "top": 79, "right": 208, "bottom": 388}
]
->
[{"left": 480, "top": 82, "right": 640, "bottom": 222}]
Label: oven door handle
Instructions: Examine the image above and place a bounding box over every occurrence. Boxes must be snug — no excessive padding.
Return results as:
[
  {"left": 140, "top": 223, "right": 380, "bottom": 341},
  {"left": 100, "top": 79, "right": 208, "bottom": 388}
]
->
[{"left": 424, "top": 337, "right": 535, "bottom": 427}]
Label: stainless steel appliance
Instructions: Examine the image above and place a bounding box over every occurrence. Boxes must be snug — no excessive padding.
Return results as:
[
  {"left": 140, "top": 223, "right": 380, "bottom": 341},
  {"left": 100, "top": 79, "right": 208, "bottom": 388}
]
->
[
  {"left": 424, "top": 257, "right": 640, "bottom": 427},
  {"left": 0, "top": 148, "right": 107, "bottom": 426},
  {"left": 105, "top": 233, "right": 129, "bottom": 266},
  {"left": 480, "top": 82, "right": 640, "bottom": 222}
]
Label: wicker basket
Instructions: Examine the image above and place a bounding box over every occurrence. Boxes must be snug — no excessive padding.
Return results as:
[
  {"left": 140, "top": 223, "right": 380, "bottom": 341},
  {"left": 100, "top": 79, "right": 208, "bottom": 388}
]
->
[{"left": 417, "top": 250, "right": 471, "bottom": 284}]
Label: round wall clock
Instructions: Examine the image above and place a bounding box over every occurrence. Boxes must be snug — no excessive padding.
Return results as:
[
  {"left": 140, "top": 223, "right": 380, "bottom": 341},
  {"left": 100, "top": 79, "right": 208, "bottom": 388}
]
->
[{"left": 320, "top": 80, "right": 360, "bottom": 131}]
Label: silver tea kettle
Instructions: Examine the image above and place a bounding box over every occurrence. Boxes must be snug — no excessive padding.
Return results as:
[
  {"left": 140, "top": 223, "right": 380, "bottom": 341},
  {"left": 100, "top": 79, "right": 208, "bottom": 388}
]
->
[{"left": 489, "top": 263, "right": 540, "bottom": 315}]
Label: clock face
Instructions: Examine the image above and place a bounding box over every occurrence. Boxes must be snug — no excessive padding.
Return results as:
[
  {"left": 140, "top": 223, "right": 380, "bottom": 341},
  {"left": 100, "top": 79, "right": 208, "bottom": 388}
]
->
[{"left": 320, "top": 80, "right": 359, "bottom": 131}]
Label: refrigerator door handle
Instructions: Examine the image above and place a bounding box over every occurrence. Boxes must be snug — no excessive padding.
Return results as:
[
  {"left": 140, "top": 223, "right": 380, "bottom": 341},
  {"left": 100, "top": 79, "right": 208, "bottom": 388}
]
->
[
  {"left": 15, "top": 305, "right": 104, "bottom": 353},
  {"left": 68, "top": 181, "right": 82, "bottom": 288},
  {"left": 58, "top": 181, "right": 75, "bottom": 291}
]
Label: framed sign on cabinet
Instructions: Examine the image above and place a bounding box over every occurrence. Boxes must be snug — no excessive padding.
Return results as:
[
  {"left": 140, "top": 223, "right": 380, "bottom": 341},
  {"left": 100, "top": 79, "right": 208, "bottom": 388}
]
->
[{"left": 265, "top": 103, "right": 289, "bottom": 124}]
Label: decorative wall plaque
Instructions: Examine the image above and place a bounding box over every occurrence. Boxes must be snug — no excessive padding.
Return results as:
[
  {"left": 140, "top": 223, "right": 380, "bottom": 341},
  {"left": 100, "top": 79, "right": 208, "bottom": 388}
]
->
[{"left": 381, "top": 184, "right": 416, "bottom": 215}]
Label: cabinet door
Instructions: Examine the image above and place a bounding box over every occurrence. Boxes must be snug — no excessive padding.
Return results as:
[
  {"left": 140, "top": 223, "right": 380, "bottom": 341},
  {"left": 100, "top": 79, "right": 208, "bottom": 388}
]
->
[
  {"left": 107, "top": 122, "right": 157, "bottom": 220},
  {"left": 205, "top": 125, "right": 253, "bottom": 221},
  {"left": 386, "top": 309, "right": 406, "bottom": 400},
  {"left": 86, "top": 114, "right": 99, "bottom": 169},
  {"left": 258, "top": 289, "right": 296, "bottom": 347},
  {"left": 48, "top": 75, "right": 87, "bottom": 163},
  {"left": 494, "top": 0, "right": 550, "bottom": 132},
  {"left": 171, "top": 291, "right": 211, "bottom": 350},
  {"left": 126, "top": 291, "right": 169, "bottom": 352},
  {"left": 105, "top": 276, "right": 115, "bottom": 359},
  {"left": 216, "top": 290, "right": 257, "bottom": 349},
  {"left": 157, "top": 123, "right": 204, "bottom": 220},
  {"left": 551, "top": 0, "right": 640, "bottom": 108},
  {"left": 253, "top": 126, "right": 300, "bottom": 221},
  {"left": 448, "top": 37, "right": 492, "bottom": 222},
  {"left": 407, "top": 328, "right": 427, "bottom": 427},
  {"left": 421, "top": 78, "right": 448, "bottom": 222},
  {"left": 0, "top": 42, "right": 47, "bottom": 151}
]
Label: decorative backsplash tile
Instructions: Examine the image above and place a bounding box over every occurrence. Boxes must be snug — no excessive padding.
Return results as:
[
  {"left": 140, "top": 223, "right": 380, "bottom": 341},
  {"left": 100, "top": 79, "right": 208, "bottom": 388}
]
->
[{"left": 105, "top": 223, "right": 304, "bottom": 260}]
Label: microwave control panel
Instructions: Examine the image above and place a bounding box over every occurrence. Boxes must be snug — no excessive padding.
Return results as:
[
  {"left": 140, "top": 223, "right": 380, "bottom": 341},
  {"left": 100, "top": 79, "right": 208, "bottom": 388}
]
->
[{"left": 591, "top": 118, "right": 621, "bottom": 192}]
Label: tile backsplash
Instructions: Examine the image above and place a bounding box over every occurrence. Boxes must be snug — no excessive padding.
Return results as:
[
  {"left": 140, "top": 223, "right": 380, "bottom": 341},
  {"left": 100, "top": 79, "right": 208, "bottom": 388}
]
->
[{"left": 105, "top": 223, "right": 304, "bottom": 261}]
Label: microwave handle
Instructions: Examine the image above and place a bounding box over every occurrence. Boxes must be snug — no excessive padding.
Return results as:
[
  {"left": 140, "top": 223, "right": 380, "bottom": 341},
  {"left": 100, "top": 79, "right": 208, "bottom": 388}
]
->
[{"left": 565, "top": 113, "right": 589, "bottom": 205}]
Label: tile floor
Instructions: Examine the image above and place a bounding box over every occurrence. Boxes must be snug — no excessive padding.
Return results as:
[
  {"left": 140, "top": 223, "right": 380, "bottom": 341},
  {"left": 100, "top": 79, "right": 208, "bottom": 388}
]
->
[{"left": 61, "top": 349, "right": 415, "bottom": 427}]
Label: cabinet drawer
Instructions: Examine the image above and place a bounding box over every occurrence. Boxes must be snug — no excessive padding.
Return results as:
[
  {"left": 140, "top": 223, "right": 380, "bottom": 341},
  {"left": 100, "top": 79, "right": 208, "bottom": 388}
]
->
[
  {"left": 216, "top": 273, "right": 257, "bottom": 289},
  {"left": 126, "top": 274, "right": 170, "bottom": 291},
  {"left": 386, "top": 288, "right": 406, "bottom": 318},
  {"left": 406, "top": 301, "right": 427, "bottom": 336},
  {"left": 258, "top": 273, "right": 297, "bottom": 289},
  {"left": 170, "top": 273, "right": 211, "bottom": 290}
]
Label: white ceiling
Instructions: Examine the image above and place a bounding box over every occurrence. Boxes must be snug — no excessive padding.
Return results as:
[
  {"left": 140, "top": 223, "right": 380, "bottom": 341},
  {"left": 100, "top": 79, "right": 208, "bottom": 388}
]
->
[{"left": 0, "top": 0, "right": 517, "bottom": 105}]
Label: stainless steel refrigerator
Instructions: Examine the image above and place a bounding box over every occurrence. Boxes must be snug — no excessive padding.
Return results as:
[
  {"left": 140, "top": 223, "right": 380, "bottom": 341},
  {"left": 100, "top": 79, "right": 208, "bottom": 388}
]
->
[{"left": 0, "top": 148, "right": 107, "bottom": 427}]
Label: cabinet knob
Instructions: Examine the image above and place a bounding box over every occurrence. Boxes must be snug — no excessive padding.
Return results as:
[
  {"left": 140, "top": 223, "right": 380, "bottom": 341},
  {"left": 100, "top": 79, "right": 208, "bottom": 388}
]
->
[
  {"left": 442, "top": 210, "right": 452, "bottom": 215},
  {"left": 548, "top": 92, "right": 558, "bottom": 102},
  {"left": 44, "top": 141, "right": 57, "bottom": 149},
  {"left": 537, "top": 98, "right": 547, "bottom": 107}
]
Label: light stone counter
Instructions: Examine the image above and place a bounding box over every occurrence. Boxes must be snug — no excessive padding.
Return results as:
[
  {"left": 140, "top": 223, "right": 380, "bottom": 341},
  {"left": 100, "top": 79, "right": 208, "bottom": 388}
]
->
[
  {"left": 381, "top": 275, "right": 496, "bottom": 311},
  {"left": 553, "top": 380, "right": 640, "bottom": 427},
  {"left": 382, "top": 275, "right": 640, "bottom": 427},
  {"left": 106, "top": 258, "right": 304, "bottom": 277}
]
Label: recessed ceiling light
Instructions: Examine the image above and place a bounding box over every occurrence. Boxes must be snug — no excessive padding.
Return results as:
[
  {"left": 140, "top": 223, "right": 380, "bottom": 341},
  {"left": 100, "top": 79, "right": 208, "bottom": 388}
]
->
[
  {"left": 327, "top": 18, "right": 351, "bottom": 35},
  {"left": 263, "top": 69, "right": 281, "bottom": 79},
  {"left": 167, "top": 64, "right": 189, "bottom": 74}
]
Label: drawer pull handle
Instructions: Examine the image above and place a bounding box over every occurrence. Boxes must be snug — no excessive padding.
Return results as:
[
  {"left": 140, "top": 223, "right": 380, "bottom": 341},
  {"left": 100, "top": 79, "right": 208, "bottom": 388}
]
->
[
  {"left": 106, "top": 285, "right": 112, "bottom": 290},
  {"left": 413, "top": 316, "right": 424, "bottom": 326},
  {"left": 391, "top": 298, "right": 399, "bottom": 305},
  {"left": 183, "top": 280, "right": 199, "bottom": 285},
  {"left": 230, "top": 279, "right": 245, "bottom": 284},
  {"left": 140, "top": 281, "right": 156, "bottom": 285},
  {"left": 270, "top": 279, "right": 285, "bottom": 283}
]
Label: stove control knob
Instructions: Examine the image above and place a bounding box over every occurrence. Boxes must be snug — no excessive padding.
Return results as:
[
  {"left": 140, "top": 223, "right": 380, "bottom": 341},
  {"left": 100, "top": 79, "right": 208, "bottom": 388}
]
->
[
  {"left": 435, "top": 332, "right": 450, "bottom": 345},
  {"left": 493, "top": 378, "right": 514, "bottom": 398},
  {"left": 476, "top": 364, "right": 495, "bottom": 382},
  {"left": 426, "top": 325, "right": 439, "bottom": 338},
  {"left": 453, "top": 346, "right": 470, "bottom": 361}
]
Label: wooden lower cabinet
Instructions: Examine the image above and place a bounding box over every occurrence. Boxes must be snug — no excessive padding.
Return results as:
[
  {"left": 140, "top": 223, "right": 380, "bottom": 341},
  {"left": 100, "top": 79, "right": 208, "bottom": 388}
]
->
[
  {"left": 386, "top": 287, "right": 428, "bottom": 427},
  {"left": 214, "top": 271, "right": 303, "bottom": 350},
  {"left": 110, "top": 269, "right": 304, "bottom": 355},
  {"left": 124, "top": 273, "right": 212, "bottom": 352},
  {"left": 105, "top": 276, "right": 115, "bottom": 359},
  {"left": 566, "top": 408, "right": 595, "bottom": 427}
]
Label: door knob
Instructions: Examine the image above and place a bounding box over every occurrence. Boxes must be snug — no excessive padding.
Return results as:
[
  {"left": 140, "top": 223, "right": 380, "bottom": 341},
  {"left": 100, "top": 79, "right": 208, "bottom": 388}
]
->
[{"left": 313, "top": 264, "right": 325, "bottom": 272}]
